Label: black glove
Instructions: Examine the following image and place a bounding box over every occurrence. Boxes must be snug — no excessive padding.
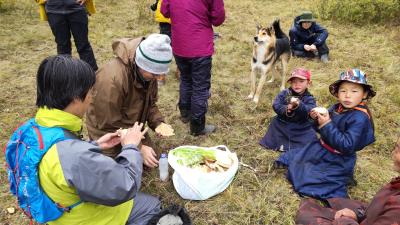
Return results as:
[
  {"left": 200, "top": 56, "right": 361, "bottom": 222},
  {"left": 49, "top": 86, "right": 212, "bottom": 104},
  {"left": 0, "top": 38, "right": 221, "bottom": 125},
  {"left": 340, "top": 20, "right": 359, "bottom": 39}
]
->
[{"left": 150, "top": 0, "right": 158, "bottom": 11}]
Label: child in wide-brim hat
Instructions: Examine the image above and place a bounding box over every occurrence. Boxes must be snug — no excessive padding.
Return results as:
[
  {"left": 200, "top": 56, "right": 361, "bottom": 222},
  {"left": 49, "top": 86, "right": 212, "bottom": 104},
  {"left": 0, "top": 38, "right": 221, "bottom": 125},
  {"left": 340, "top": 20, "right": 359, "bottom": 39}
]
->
[{"left": 329, "top": 68, "right": 376, "bottom": 100}]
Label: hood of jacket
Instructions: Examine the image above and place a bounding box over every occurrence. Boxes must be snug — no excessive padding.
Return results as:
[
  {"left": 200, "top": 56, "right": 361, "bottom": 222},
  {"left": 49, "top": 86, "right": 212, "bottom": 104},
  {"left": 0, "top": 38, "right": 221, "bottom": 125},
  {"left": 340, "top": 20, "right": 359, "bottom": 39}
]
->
[{"left": 111, "top": 37, "right": 144, "bottom": 67}]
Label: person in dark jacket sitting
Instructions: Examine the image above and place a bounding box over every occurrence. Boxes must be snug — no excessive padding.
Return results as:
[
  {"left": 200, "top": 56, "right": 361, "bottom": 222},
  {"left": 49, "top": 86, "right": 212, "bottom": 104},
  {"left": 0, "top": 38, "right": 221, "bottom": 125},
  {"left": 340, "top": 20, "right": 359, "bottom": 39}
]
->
[{"left": 289, "top": 11, "right": 329, "bottom": 63}]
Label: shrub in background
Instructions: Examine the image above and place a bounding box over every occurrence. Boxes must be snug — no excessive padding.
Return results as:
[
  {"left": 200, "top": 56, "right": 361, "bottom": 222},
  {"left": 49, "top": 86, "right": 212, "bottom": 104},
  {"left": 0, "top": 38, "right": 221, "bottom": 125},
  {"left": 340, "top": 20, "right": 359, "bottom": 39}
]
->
[{"left": 315, "top": 0, "right": 400, "bottom": 25}]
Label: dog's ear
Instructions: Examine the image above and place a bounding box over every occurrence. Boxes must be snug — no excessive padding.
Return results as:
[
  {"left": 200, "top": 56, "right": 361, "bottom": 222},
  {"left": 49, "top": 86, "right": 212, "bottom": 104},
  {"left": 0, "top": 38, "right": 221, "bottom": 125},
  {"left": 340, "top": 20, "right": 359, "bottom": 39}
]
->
[
  {"left": 266, "top": 27, "right": 272, "bottom": 36},
  {"left": 268, "top": 26, "right": 275, "bottom": 36},
  {"left": 256, "top": 23, "right": 261, "bottom": 33}
]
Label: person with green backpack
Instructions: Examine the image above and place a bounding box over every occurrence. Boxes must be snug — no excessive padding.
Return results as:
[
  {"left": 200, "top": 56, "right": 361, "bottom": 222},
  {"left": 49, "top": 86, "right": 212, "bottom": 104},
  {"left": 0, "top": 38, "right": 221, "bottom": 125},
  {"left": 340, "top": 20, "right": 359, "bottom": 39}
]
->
[{"left": 4, "top": 55, "right": 161, "bottom": 225}]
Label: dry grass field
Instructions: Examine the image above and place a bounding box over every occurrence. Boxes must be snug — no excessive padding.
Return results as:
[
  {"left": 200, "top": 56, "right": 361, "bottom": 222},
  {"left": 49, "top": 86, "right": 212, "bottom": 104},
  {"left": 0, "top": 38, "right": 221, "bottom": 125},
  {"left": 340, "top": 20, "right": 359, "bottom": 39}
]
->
[{"left": 1, "top": 0, "right": 400, "bottom": 224}]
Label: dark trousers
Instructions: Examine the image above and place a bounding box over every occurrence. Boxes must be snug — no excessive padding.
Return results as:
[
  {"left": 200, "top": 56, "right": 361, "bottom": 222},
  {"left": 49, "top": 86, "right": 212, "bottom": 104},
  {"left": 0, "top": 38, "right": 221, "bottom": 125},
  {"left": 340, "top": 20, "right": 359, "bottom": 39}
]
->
[
  {"left": 126, "top": 192, "right": 161, "bottom": 225},
  {"left": 292, "top": 42, "right": 329, "bottom": 58},
  {"left": 47, "top": 11, "right": 98, "bottom": 71},
  {"left": 175, "top": 55, "right": 212, "bottom": 121},
  {"left": 159, "top": 22, "right": 171, "bottom": 39}
]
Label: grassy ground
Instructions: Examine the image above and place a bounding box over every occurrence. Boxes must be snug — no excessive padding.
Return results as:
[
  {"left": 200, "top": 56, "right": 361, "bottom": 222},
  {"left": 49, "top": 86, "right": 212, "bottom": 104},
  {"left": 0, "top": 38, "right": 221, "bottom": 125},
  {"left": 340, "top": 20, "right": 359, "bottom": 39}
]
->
[{"left": 1, "top": 0, "right": 400, "bottom": 224}]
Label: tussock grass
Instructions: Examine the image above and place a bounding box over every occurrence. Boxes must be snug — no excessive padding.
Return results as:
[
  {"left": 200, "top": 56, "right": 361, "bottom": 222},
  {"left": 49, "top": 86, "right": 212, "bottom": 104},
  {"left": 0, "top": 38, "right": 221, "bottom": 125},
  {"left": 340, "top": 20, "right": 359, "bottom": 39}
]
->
[{"left": 0, "top": 0, "right": 399, "bottom": 224}]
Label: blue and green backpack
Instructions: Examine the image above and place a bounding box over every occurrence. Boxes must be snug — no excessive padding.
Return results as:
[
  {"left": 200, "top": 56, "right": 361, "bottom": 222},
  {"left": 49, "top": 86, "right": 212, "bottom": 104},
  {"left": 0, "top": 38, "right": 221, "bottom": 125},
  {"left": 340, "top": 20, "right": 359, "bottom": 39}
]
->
[{"left": 4, "top": 118, "right": 81, "bottom": 223}]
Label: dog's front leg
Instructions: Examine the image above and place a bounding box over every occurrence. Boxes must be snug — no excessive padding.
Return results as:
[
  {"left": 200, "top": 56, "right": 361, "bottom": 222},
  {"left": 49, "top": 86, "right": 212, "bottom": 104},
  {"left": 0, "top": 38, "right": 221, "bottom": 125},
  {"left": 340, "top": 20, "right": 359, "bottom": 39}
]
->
[
  {"left": 267, "top": 66, "right": 275, "bottom": 83},
  {"left": 253, "top": 65, "right": 272, "bottom": 104},
  {"left": 248, "top": 68, "right": 256, "bottom": 99}
]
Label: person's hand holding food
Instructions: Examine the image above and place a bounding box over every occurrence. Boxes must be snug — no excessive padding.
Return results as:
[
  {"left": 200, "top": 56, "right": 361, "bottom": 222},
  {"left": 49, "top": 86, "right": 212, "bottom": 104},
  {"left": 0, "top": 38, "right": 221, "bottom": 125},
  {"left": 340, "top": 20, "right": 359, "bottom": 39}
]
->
[
  {"left": 311, "top": 107, "right": 330, "bottom": 127},
  {"left": 155, "top": 122, "right": 175, "bottom": 137}
]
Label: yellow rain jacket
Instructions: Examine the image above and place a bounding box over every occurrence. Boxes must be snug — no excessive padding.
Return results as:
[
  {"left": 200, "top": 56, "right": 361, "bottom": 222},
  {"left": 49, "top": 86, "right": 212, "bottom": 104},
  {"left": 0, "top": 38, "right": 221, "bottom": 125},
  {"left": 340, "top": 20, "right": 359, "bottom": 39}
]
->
[{"left": 155, "top": 0, "right": 170, "bottom": 23}]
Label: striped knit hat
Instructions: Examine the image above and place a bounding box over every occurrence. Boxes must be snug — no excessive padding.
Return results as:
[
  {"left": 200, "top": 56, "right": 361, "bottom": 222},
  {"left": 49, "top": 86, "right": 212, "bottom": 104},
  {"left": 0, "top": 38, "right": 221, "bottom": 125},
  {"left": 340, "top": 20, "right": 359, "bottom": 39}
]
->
[{"left": 135, "top": 34, "right": 173, "bottom": 74}]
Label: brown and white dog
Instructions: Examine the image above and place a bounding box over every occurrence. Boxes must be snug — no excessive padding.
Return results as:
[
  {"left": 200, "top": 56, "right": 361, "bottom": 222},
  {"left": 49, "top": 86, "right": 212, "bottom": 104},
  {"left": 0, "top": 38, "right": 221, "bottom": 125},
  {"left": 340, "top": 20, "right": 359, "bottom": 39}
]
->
[{"left": 248, "top": 19, "right": 291, "bottom": 104}]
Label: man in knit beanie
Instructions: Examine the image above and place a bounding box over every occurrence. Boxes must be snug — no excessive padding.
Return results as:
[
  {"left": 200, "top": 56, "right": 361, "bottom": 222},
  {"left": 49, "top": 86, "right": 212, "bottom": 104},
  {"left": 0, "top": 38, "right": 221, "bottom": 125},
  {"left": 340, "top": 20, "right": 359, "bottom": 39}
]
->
[
  {"left": 135, "top": 34, "right": 172, "bottom": 75},
  {"left": 86, "top": 34, "right": 174, "bottom": 169}
]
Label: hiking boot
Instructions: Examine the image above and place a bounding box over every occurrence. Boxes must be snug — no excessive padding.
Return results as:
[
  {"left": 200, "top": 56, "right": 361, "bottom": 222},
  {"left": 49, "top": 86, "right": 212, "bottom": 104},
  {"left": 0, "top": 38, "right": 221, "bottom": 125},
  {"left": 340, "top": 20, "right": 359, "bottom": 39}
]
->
[
  {"left": 190, "top": 117, "right": 216, "bottom": 136},
  {"left": 320, "top": 54, "right": 329, "bottom": 63}
]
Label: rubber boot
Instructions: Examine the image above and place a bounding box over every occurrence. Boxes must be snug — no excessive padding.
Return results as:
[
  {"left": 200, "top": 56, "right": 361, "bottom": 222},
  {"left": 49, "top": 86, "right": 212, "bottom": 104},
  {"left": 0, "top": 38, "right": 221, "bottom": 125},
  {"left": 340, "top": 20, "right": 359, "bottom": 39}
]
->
[
  {"left": 180, "top": 109, "right": 191, "bottom": 124},
  {"left": 179, "top": 106, "right": 191, "bottom": 124},
  {"left": 190, "top": 117, "right": 216, "bottom": 136}
]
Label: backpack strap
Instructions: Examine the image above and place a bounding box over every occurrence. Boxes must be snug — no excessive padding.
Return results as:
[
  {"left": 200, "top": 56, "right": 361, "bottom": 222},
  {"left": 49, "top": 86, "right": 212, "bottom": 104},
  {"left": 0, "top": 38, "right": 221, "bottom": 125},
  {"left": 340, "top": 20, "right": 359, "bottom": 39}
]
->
[
  {"left": 32, "top": 126, "right": 44, "bottom": 150},
  {"left": 56, "top": 200, "right": 83, "bottom": 213}
]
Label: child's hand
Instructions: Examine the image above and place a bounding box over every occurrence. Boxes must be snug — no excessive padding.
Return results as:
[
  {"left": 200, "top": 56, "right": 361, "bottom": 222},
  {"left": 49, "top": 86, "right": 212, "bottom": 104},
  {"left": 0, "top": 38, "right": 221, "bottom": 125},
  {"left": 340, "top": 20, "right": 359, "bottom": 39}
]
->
[
  {"left": 310, "top": 108, "right": 330, "bottom": 127},
  {"left": 304, "top": 45, "right": 311, "bottom": 51},
  {"left": 287, "top": 104, "right": 294, "bottom": 113},
  {"left": 309, "top": 109, "right": 319, "bottom": 120},
  {"left": 290, "top": 97, "right": 300, "bottom": 108},
  {"left": 316, "top": 112, "right": 331, "bottom": 127}
]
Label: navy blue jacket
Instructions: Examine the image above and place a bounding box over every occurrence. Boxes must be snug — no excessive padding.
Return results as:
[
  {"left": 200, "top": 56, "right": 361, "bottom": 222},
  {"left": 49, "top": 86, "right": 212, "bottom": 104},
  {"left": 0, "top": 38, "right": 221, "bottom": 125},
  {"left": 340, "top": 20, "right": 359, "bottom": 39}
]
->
[
  {"left": 277, "top": 103, "right": 375, "bottom": 199},
  {"left": 273, "top": 88, "right": 315, "bottom": 123},
  {"left": 289, "top": 16, "right": 328, "bottom": 51},
  {"left": 259, "top": 88, "right": 318, "bottom": 151}
]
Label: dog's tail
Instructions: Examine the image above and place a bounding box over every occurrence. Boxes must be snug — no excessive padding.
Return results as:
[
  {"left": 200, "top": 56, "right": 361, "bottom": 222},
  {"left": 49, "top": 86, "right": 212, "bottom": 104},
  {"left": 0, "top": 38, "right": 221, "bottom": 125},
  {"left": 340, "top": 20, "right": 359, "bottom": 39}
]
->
[{"left": 272, "top": 19, "right": 288, "bottom": 39}]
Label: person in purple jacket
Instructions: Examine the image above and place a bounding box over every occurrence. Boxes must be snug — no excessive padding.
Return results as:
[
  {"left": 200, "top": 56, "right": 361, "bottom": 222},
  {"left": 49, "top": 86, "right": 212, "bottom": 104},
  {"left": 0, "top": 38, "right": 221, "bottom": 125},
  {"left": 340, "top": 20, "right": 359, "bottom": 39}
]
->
[
  {"left": 161, "top": 0, "right": 225, "bottom": 136},
  {"left": 259, "top": 68, "right": 318, "bottom": 152}
]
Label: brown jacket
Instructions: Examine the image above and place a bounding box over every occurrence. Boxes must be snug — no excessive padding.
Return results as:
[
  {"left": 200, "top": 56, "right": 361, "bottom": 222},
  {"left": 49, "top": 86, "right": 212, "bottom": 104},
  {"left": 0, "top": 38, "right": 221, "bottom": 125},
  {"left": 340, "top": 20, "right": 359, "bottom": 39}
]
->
[{"left": 86, "top": 37, "right": 164, "bottom": 157}]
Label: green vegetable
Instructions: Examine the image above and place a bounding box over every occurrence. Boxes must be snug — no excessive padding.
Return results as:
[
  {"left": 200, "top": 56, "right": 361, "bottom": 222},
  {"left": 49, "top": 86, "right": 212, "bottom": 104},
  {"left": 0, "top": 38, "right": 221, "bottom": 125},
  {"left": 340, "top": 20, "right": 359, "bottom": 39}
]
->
[{"left": 172, "top": 147, "right": 216, "bottom": 167}]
